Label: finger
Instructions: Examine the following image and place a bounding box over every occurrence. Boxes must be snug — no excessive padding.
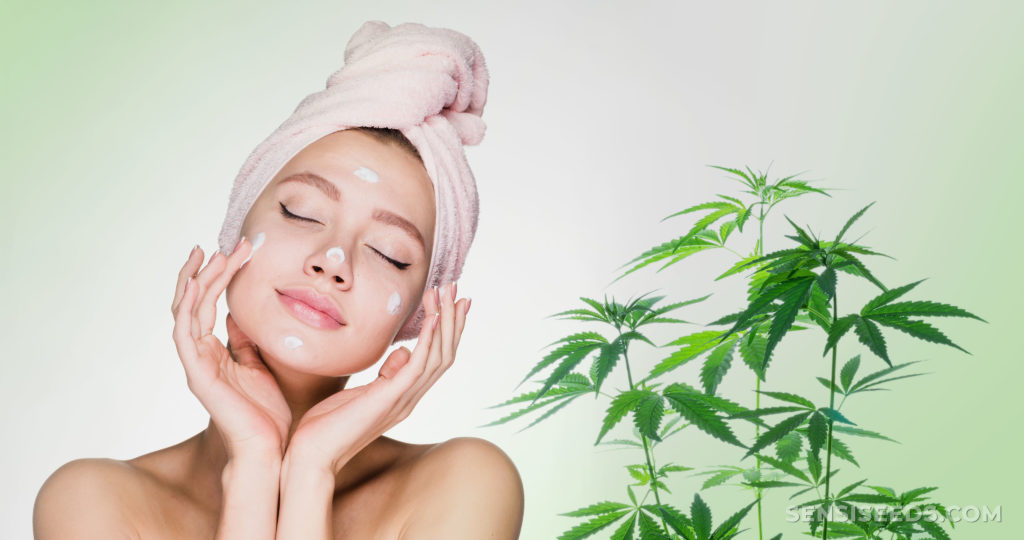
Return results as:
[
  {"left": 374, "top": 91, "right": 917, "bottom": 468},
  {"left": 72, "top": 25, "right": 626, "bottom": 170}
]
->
[
  {"left": 191, "top": 250, "right": 228, "bottom": 339},
  {"left": 378, "top": 346, "right": 412, "bottom": 379},
  {"left": 431, "top": 283, "right": 454, "bottom": 375},
  {"left": 172, "top": 277, "right": 204, "bottom": 384},
  {"left": 393, "top": 310, "right": 440, "bottom": 413},
  {"left": 196, "top": 238, "right": 252, "bottom": 338},
  {"left": 410, "top": 287, "right": 445, "bottom": 399},
  {"left": 452, "top": 297, "right": 469, "bottom": 352},
  {"left": 225, "top": 312, "right": 262, "bottom": 369},
  {"left": 412, "top": 287, "right": 462, "bottom": 404},
  {"left": 172, "top": 246, "right": 204, "bottom": 317},
  {"left": 390, "top": 297, "right": 439, "bottom": 393}
]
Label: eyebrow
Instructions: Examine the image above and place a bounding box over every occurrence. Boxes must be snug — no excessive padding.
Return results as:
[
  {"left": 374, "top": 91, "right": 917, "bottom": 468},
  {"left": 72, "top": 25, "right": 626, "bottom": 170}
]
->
[{"left": 279, "top": 172, "right": 426, "bottom": 249}]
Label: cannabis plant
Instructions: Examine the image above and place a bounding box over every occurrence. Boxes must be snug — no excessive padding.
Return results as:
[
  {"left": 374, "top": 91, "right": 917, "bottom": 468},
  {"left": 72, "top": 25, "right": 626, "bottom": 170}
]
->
[{"left": 486, "top": 166, "right": 983, "bottom": 540}]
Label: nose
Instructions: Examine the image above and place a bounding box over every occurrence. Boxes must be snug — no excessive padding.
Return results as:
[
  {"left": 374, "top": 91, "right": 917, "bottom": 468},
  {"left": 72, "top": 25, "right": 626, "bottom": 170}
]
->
[{"left": 307, "top": 244, "right": 352, "bottom": 289}]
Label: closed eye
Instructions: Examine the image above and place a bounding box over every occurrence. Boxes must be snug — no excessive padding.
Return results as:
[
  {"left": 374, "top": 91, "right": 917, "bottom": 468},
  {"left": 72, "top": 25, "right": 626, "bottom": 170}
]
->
[
  {"left": 279, "top": 202, "right": 318, "bottom": 223},
  {"left": 371, "top": 248, "right": 411, "bottom": 270},
  {"left": 281, "top": 203, "right": 410, "bottom": 270}
]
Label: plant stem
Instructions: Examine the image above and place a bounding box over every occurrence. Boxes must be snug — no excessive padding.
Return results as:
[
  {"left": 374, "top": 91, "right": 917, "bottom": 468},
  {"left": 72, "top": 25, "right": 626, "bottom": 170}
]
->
[
  {"left": 755, "top": 203, "right": 766, "bottom": 540},
  {"left": 755, "top": 374, "right": 763, "bottom": 540},
  {"left": 621, "top": 342, "right": 669, "bottom": 534},
  {"left": 822, "top": 292, "right": 839, "bottom": 539}
]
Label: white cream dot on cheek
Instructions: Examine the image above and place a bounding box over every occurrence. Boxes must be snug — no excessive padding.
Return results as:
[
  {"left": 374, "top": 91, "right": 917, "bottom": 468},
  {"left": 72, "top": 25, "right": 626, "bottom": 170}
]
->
[
  {"left": 243, "top": 231, "right": 266, "bottom": 265},
  {"left": 353, "top": 166, "right": 380, "bottom": 183},
  {"left": 386, "top": 291, "right": 402, "bottom": 315},
  {"left": 284, "top": 335, "right": 304, "bottom": 349},
  {"left": 326, "top": 246, "right": 345, "bottom": 263}
]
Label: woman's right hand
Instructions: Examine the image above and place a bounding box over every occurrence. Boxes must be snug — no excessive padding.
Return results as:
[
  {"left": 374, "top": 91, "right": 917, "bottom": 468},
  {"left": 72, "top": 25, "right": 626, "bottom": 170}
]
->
[{"left": 171, "top": 239, "right": 292, "bottom": 460}]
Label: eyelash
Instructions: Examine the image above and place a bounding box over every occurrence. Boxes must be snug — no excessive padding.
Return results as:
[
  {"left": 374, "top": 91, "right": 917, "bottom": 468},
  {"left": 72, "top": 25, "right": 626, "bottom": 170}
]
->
[{"left": 279, "top": 203, "right": 410, "bottom": 270}]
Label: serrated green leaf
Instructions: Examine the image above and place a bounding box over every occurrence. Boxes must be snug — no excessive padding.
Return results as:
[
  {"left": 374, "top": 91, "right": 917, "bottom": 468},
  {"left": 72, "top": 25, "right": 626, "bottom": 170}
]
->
[
  {"left": 701, "top": 469, "right": 744, "bottom": 489},
  {"left": 738, "top": 330, "right": 768, "bottom": 380},
  {"left": 840, "top": 355, "right": 861, "bottom": 391},
  {"left": 848, "top": 361, "right": 921, "bottom": 393},
  {"left": 634, "top": 394, "right": 666, "bottom": 442},
  {"left": 647, "top": 330, "right": 725, "bottom": 380},
  {"left": 806, "top": 448, "right": 822, "bottom": 482},
  {"left": 832, "top": 424, "right": 897, "bottom": 443},
  {"left": 700, "top": 337, "right": 738, "bottom": 395},
  {"left": 761, "top": 277, "right": 816, "bottom": 369},
  {"left": 650, "top": 504, "right": 695, "bottom": 539},
  {"left": 690, "top": 494, "right": 712, "bottom": 540},
  {"left": 728, "top": 406, "right": 807, "bottom": 421},
  {"left": 859, "top": 278, "right": 925, "bottom": 314},
  {"left": 817, "top": 267, "right": 837, "bottom": 301},
  {"left": 829, "top": 436, "right": 858, "bottom": 466},
  {"left": 592, "top": 341, "right": 623, "bottom": 394},
  {"left": 819, "top": 407, "right": 855, "bottom": 425},
  {"left": 823, "top": 314, "right": 857, "bottom": 357},
  {"left": 756, "top": 453, "right": 810, "bottom": 483},
  {"left": 597, "top": 390, "right": 652, "bottom": 444},
  {"left": 807, "top": 412, "right": 828, "bottom": 455},
  {"left": 834, "top": 202, "right": 876, "bottom": 244},
  {"left": 710, "top": 498, "right": 759, "bottom": 540},
  {"left": 557, "top": 509, "right": 632, "bottom": 540},
  {"left": 610, "top": 512, "right": 637, "bottom": 540},
  {"left": 775, "top": 432, "right": 803, "bottom": 463},
  {"left": 870, "top": 315, "right": 969, "bottom": 354},
  {"left": 853, "top": 316, "right": 890, "bottom": 366},
  {"left": 744, "top": 411, "right": 812, "bottom": 459},
  {"left": 562, "top": 501, "right": 635, "bottom": 517},
  {"left": 757, "top": 390, "right": 816, "bottom": 409},
  {"left": 664, "top": 389, "right": 745, "bottom": 448}
]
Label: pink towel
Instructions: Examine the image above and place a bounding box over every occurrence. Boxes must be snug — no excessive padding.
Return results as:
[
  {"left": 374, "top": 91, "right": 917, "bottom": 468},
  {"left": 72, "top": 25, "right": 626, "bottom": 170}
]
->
[{"left": 216, "top": 21, "right": 489, "bottom": 343}]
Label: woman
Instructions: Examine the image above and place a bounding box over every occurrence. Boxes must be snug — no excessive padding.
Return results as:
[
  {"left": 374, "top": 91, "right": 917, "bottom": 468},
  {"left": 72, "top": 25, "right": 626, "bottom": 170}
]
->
[{"left": 34, "top": 21, "right": 524, "bottom": 539}]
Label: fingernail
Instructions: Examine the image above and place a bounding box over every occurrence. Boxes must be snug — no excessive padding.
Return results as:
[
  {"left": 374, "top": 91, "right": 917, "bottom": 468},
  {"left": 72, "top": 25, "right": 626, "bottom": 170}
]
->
[
  {"left": 465, "top": 297, "right": 472, "bottom": 315},
  {"left": 451, "top": 281, "right": 457, "bottom": 301},
  {"left": 432, "top": 311, "right": 440, "bottom": 330},
  {"left": 190, "top": 244, "right": 199, "bottom": 256},
  {"left": 235, "top": 235, "right": 246, "bottom": 251},
  {"left": 433, "top": 285, "right": 440, "bottom": 306}
]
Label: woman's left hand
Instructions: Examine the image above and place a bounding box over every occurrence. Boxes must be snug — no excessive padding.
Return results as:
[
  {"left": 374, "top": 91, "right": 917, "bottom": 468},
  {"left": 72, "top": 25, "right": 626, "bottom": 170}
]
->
[{"left": 285, "top": 282, "right": 470, "bottom": 474}]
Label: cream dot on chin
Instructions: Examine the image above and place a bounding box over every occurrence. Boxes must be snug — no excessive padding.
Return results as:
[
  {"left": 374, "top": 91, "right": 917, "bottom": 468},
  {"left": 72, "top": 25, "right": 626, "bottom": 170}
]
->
[
  {"left": 326, "top": 246, "right": 345, "bottom": 263},
  {"left": 353, "top": 166, "right": 380, "bottom": 183},
  {"left": 284, "top": 335, "right": 304, "bottom": 349},
  {"left": 386, "top": 291, "right": 402, "bottom": 315}
]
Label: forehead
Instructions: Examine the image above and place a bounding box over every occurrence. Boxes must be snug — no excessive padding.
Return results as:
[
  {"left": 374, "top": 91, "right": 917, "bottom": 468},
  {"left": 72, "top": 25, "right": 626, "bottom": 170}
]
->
[{"left": 265, "top": 129, "right": 436, "bottom": 241}]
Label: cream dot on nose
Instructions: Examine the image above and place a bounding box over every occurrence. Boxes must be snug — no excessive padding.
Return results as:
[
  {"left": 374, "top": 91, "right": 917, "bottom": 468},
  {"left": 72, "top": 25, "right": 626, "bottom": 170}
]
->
[{"left": 326, "top": 247, "right": 345, "bottom": 263}]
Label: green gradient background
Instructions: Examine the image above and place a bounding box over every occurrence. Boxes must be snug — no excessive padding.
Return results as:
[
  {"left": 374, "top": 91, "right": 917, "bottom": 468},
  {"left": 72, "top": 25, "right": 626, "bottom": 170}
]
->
[{"left": 3, "top": 1, "right": 1020, "bottom": 538}]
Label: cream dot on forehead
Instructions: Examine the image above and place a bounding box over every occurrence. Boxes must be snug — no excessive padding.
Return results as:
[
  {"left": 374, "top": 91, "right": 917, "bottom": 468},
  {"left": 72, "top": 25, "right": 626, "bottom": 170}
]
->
[
  {"left": 353, "top": 166, "right": 380, "bottom": 183},
  {"left": 326, "top": 247, "right": 345, "bottom": 263},
  {"left": 284, "top": 336, "right": 304, "bottom": 349}
]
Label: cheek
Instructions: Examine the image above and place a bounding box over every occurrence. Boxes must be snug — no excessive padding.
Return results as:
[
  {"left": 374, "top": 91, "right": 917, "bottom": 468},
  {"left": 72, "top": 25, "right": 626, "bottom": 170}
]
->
[
  {"left": 386, "top": 291, "right": 403, "bottom": 315},
  {"left": 246, "top": 231, "right": 266, "bottom": 261}
]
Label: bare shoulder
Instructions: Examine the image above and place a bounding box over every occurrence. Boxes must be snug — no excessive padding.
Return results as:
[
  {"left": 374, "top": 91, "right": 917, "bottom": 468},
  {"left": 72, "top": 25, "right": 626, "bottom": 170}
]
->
[
  {"left": 34, "top": 458, "right": 145, "bottom": 540},
  {"left": 397, "top": 437, "right": 524, "bottom": 539}
]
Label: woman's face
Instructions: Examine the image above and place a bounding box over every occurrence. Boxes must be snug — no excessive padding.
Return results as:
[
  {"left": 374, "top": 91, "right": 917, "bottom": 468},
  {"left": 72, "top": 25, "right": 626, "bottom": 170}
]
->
[{"left": 225, "top": 129, "right": 435, "bottom": 377}]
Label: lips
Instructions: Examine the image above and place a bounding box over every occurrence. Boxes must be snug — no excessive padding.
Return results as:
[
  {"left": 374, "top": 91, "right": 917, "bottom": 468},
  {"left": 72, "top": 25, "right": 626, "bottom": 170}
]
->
[{"left": 276, "top": 288, "right": 346, "bottom": 329}]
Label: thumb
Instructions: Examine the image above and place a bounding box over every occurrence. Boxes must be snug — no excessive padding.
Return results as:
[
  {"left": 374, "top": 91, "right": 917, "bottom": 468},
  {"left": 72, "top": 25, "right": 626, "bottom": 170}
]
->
[
  {"left": 225, "top": 312, "right": 262, "bottom": 368},
  {"left": 378, "top": 347, "right": 412, "bottom": 380}
]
